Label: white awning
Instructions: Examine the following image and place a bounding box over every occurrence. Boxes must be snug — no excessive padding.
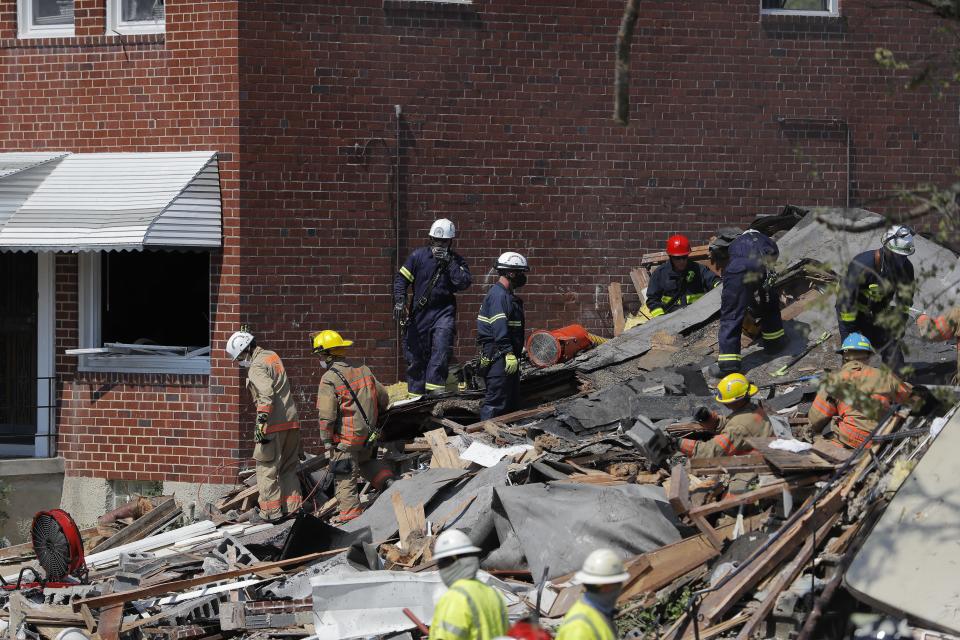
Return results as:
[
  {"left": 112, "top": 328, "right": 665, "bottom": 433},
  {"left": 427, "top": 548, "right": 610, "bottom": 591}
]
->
[
  {"left": 0, "top": 151, "right": 221, "bottom": 252},
  {"left": 0, "top": 152, "right": 70, "bottom": 230}
]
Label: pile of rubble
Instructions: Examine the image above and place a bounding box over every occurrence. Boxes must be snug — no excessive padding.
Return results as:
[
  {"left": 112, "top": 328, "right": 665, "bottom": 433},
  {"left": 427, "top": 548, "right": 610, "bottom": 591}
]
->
[{"left": 2, "top": 208, "right": 959, "bottom": 640}]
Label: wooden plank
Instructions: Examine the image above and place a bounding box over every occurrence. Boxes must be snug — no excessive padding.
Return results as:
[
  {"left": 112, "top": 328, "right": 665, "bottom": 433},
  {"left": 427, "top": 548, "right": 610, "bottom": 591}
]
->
[
  {"left": 641, "top": 245, "right": 711, "bottom": 267},
  {"left": 693, "top": 486, "right": 844, "bottom": 630},
  {"left": 609, "top": 282, "right": 626, "bottom": 336},
  {"left": 391, "top": 492, "right": 425, "bottom": 551},
  {"left": 687, "top": 476, "right": 817, "bottom": 520},
  {"left": 689, "top": 454, "right": 769, "bottom": 476},
  {"left": 423, "top": 428, "right": 467, "bottom": 469},
  {"left": 812, "top": 438, "right": 855, "bottom": 464},
  {"left": 73, "top": 552, "right": 329, "bottom": 612},
  {"left": 667, "top": 464, "right": 691, "bottom": 516},
  {"left": 216, "top": 484, "right": 259, "bottom": 512},
  {"left": 429, "top": 416, "right": 469, "bottom": 438},
  {"left": 745, "top": 437, "right": 835, "bottom": 474},
  {"left": 629, "top": 268, "right": 650, "bottom": 305},
  {"left": 90, "top": 498, "right": 180, "bottom": 553}
]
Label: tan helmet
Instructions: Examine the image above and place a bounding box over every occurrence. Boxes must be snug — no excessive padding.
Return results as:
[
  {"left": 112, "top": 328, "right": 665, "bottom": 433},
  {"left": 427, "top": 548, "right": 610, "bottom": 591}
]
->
[
  {"left": 574, "top": 548, "right": 630, "bottom": 585},
  {"left": 432, "top": 529, "right": 481, "bottom": 561}
]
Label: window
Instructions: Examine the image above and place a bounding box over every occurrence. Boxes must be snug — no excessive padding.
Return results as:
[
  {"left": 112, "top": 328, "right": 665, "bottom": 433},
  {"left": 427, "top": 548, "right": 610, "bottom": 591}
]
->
[
  {"left": 107, "top": 0, "right": 165, "bottom": 35},
  {"left": 76, "top": 251, "right": 210, "bottom": 375},
  {"left": 17, "top": 0, "right": 75, "bottom": 39},
  {"left": 761, "top": 0, "right": 838, "bottom": 16}
]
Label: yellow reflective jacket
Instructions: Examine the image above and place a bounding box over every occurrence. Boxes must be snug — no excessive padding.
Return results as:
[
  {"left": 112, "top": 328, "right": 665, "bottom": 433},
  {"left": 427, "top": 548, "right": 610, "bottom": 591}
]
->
[
  {"left": 429, "top": 579, "right": 508, "bottom": 640},
  {"left": 556, "top": 599, "right": 617, "bottom": 640}
]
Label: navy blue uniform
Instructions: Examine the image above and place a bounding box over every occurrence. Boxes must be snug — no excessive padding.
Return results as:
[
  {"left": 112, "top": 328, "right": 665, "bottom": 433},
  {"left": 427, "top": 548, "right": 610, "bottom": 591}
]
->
[
  {"left": 476, "top": 282, "right": 525, "bottom": 420},
  {"left": 836, "top": 249, "right": 915, "bottom": 369},
  {"left": 393, "top": 247, "right": 472, "bottom": 394},
  {"left": 718, "top": 230, "right": 784, "bottom": 372},
  {"left": 647, "top": 262, "right": 720, "bottom": 317}
]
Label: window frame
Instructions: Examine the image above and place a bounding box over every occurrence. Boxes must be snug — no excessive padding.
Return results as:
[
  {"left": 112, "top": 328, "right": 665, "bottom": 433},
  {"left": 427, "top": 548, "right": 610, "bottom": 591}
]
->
[
  {"left": 78, "top": 253, "right": 210, "bottom": 375},
  {"left": 17, "top": 0, "right": 76, "bottom": 39},
  {"left": 106, "top": 0, "right": 165, "bottom": 36},
  {"left": 760, "top": 0, "right": 839, "bottom": 17}
]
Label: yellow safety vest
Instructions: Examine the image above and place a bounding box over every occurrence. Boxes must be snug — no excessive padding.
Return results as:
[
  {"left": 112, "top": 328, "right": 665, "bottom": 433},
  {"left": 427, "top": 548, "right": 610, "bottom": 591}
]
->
[
  {"left": 429, "top": 578, "right": 508, "bottom": 640},
  {"left": 555, "top": 599, "right": 617, "bottom": 640}
]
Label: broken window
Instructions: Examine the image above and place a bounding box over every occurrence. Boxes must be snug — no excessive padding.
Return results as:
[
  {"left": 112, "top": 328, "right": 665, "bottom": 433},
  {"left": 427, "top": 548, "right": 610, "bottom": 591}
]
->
[
  {"left": 17, "top": 0, "right": 74, "bottom": 38},
  {"left": 74, "top": 251, "right": 211, "bottom": 375},
  {"left": 107, "top": 0, "right": 164, "bottom": 35},
  {"left": 761, "top": 0, "right": 837, "bottom": 15}
]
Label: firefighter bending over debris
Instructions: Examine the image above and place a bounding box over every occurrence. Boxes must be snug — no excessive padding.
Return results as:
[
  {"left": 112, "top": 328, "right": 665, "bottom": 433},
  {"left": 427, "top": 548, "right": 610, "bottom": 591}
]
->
[
  {"left": 477, "top": 252, "right": 528, "bottom": 421},
  {"left": 646, "top": 234, "right": 719, "bottom": 317},
  {"left": 429, "top": 529, "right": 508, "bottom": 640},
  {"left": 555, "top": 549, "right": 629, "bottom": 640},
  {"left": 313, "top": 329, "right": 395, "bottom": 524},
  {"left": 394, "top": 218, "right": 473, "bottom": 398},
  {"left": 917, "top": 307, "right": 960, "bottom": 381},
  {"left": 836, "top": 224, "right": 916, "bottom": 372},
  {"left": 808, "top": 333, "right": 931, "bottom": 449},
  {"left": 226, "top": 329, "right": 303, "bottom": 521},
  {"left": 678, "top": 373, "right": 773, "bottom": 458},
  {"left": 708, "top": 229, "right": 785, "bottom": 377}
]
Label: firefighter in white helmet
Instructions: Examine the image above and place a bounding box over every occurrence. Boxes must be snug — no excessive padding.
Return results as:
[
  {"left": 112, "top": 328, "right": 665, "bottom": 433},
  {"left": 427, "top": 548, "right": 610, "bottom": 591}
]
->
[
  {"left": 429, "top": 529, "right": 508, "bottom": 640},
  {"left": 225, "top": 329, "right": 302, "bottom": 521},
  {"left": 556, "top": 549, "right": 629, "bottom": 640},
  {"left": 476, "top": 252, "right": 528, "bottom": 420},
  {"left": 393, "top": 218, "right": 472, "bottom": 398}
]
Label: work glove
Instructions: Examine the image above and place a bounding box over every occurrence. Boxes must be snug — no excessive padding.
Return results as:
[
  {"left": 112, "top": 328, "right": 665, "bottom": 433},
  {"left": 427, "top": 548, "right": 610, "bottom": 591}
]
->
[
  {"left": 693, "top": 406, "right": 713, "bottom": 424},
  {"left": 254, "top": 412, "right": 270, "bottom": 444},
  {"left": 504, "top": 353, "right": 519, "bottom": 375},
  {"left": 393, "top": 301, "right": 406, "bottom": 323}
]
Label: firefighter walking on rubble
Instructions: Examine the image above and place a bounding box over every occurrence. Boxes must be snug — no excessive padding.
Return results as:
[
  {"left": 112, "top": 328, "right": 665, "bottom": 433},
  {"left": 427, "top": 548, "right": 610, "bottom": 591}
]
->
[
  {"left": 678, "top": 373, "right": 773, "bottom": 458},
  {"left": 646, "top": 234, "right": 719, "bottom": 318},
  {"left": 836, "top": 224, "right": 916, "bottom": 372},
  {"left": 477, "top": 252, "right": 528, "bottom": 421},
  {"left": 807, "top": 332, "right": 929, "bottom": 448},
  {"left": 429, "top": 529, "right": 508, "bottom": 640},
  {"left": 312, "top": 329, "right": 395, "bottom": 524},
  {"left": 917, "top": 307, "right": 960, "bottom": 382},
  {"left": 708, "top": 229, "right": 784, "bottom": 377},
  {"left": 555, "top": 549, "right": 629, "bottom": 640},
  {"left": 226, "top": 329, "right": 303, "bottom": 521},
  {"left": 393, "top": 218, "right": 473, "bottom": 398}
]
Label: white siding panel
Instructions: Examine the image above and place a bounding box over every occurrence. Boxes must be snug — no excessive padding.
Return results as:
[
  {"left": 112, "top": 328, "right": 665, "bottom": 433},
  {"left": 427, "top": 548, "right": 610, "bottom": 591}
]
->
[{"left": 0, "top": 152, "right": 221, "bottom": 251}]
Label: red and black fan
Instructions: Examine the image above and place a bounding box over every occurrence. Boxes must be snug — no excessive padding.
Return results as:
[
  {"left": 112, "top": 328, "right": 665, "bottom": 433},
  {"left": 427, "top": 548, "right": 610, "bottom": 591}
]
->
[{"left": 30, "top": 509, "right": 87, "bottom": 585}]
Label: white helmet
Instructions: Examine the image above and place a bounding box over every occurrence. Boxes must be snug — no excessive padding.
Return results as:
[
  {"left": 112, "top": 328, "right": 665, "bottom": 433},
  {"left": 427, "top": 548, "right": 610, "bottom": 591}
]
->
[
  {"left": 225, "top": 330, "right": 254, "bottom": 361},
  {"left": 574, "top": 548, "right": 630, "bottom": 586},
  {"left": 881, "top": 224, "right": 915, "bottom": 256},
  {"left": 432, "top": 529, "right": 481, "bottom": 561},
  {"left": 495, "top": 251, "right": 529, "bottom": 272},
  {"left": 429, "top": 218, "right": 456, "bottom": 240}
]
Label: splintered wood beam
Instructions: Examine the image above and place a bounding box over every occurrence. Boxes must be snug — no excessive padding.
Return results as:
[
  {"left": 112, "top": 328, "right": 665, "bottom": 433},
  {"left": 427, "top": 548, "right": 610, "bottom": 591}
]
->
[
  {"left": 609, "top": 282, "right": 626, "bottom": 336},
  {"left": 629, "top": 268, "right": 649, "bottom": 305}
]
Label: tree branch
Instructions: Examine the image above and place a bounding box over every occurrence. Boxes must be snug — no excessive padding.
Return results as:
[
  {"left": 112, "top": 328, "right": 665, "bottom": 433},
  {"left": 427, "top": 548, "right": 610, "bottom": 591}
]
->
[{"left": 613, "top": 0, "right": 641, "bottom": 125}]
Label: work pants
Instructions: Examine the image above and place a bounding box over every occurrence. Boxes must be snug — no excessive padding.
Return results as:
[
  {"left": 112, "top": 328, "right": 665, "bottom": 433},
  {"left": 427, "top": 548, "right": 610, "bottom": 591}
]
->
[
  {"left": 717, "top": 268, "right": 784, "bottom": 372},
  {"left": 254, "top": 428, "right": 303, "bottom": 519},
  {"left": 835, "top": 311, "right": 904, "bottom": 372},
  {"left": 480, "top": 356, "right": 520, "bottom": 421},
  {"left": 404, "top": 317, "right": 456, "bottom": 395},
  {"left": 330, "top": 447, "right": 395, "bottom": 517}
]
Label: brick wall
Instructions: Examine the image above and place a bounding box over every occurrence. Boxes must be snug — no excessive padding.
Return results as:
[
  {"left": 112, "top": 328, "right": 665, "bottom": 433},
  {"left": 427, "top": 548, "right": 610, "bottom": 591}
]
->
[
  {"left": 238, "top": 0, "right": 958, "bottom": 406},
  {"left": 0, "top": 1, "right": 242, "bottom": 484}
]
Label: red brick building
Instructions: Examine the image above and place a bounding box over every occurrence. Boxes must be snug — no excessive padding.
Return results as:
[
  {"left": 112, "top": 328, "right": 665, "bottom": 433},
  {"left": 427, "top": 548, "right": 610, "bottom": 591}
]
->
[{"left": 0, "top": 0, "right": 953, "bottom": 524}]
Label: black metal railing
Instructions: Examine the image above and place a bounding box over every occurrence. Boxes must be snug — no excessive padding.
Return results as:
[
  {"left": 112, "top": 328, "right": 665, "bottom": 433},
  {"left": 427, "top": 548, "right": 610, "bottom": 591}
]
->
[{"left": 0, "top": 376, "right": 58, "bottom": 458}]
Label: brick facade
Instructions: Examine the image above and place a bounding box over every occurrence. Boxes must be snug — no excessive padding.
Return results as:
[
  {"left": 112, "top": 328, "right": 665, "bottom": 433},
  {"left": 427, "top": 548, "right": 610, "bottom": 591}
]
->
[{"left": 0, "top": 1, "right": 956, "bottom": 483}]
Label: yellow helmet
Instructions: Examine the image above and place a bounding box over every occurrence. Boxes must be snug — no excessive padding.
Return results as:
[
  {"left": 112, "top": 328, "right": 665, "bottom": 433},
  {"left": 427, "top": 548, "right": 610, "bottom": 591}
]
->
[
  {"left": 715, "top": 373, "right": 758, "bottom": 404},
  {"left": 311, "top": 329, "right": 353, "bottom": 353}
]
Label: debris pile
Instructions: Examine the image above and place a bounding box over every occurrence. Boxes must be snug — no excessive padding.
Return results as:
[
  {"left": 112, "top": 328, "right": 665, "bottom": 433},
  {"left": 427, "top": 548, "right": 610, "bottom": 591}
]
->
[{"left": 2, "top": 208, "right": 960, "bottom": 639}]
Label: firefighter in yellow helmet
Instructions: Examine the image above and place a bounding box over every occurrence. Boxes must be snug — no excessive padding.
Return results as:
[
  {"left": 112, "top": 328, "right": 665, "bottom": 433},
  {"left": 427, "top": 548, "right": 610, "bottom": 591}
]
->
[
  {"left": 678, "top": 373, "right": 773, "bottom": 458},
  {"left": 429, "top": 529, "right": 508, "bottom": 640},
  {"left": 312, "top": 330, "right": 395, "bottom": 524},
  {"left": 555, "top": 548, "right": 629, "bottom": 640}
]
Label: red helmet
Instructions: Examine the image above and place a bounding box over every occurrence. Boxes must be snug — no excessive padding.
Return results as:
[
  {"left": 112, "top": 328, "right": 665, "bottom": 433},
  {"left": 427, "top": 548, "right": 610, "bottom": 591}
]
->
[{"left": 666, "top": 234, "right": 691, "bottom": 257}]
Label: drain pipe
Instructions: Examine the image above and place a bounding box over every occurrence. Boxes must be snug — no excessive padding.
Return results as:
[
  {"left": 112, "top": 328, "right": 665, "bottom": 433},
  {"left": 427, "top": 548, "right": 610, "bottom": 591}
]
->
[{"left": 394, "top": 104, "right": 403, "bottom": 383}]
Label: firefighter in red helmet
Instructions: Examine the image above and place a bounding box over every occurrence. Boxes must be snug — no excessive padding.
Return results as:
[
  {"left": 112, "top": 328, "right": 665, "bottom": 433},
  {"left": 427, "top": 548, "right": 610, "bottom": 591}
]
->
[{"left": 646, "top": 234, "right": 720, "bottom": 318}]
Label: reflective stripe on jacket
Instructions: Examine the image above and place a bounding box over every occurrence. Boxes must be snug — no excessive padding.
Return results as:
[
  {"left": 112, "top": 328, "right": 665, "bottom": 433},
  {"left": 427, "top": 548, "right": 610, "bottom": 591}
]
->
[
  {"left": 246, "top": 347, "right": 299, "bottom": 433},
  {"left": 646, "top": 262, "right": 719, "bottom": 317},
  {"left": 393, "top": 246, "right": 472, "bottom": 329},
  {"left": 679, "top": 401, "right": 772, "bottom": 458},
  {"left": 428, "top": 578, "right": 508, "bottom": 640},
  {"left": 807, "top": 360, "right": 912, "bottom": 448},
  {"left": 476, "top": 282, "right": 525, "bottom": 356},
  {"left": 837, "top": 249, "right": 915, "bottom": 326},
  {"left": 316, "top": 359, "right": 389, "bottom": 451},
  {"left": 556, "top": 599, "right": 616, "bottom": 640}
]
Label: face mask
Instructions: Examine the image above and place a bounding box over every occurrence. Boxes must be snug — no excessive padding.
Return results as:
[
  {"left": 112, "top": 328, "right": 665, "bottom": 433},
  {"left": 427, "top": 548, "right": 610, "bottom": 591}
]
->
[
  {"left": 512, "top": 272, "right": 527, "bottom": 289},
  {"left": 237, "top": 359, "right": 252, "bottom": 368},
  {"left": 439, "top": 555, "right": 479, "bottom": 587},
  {"left": 319, "top": 359, "right": 329, "bottom": 370},
  {"left": 585, "top": 587, "right": 621, "bottom": 615},
  {"left": 431, "top": 245, "right": 450, "bottom": 261}
]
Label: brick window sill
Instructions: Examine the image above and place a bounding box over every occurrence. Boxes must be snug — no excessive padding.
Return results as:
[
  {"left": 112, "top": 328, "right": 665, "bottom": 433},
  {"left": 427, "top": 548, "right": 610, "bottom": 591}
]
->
[
  {"left": 383, "top": 0, "right": 474, "bottom": 10},
  {"left": 0, "top": 33, "right": 164, "bottom": 49}
]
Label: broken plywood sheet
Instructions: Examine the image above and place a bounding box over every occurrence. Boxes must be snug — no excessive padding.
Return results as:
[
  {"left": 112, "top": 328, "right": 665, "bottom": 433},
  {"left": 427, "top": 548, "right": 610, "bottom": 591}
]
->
[{"left": 845, "top": 407, "right": 960, "bottom": 634}]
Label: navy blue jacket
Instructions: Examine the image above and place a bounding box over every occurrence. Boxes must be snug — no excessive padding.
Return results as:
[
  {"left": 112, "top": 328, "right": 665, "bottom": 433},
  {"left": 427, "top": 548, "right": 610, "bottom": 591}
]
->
[
  {"left": 837, "top": 249, "right": 915, "bottom": 327},
  {"left": 647, "top": 262, "right": 719, "bottom": 316},
  {"left": 476, "top": 282, "right": 525, "bottom": 356},
  {"left": 727, "top": 230, "right": 779, "bottom": 275},
  {"left": 393, "top": 247, "right": 471, "bottom": 328}
]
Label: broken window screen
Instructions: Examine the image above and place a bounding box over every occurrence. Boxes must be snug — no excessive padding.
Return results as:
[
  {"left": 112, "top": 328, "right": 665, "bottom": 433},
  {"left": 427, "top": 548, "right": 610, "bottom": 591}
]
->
[
  {"left": 762, "top": 0, "right": 832, "bottom": 10},
  {"left": 33, "top": 0, "right": 73, "bottom": 25},
  {"left": 101, "top": 250, "right": 209, "bottom": 348},
  {"left": 122, "top": 0, "right": 163, "bottom": 22}
]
